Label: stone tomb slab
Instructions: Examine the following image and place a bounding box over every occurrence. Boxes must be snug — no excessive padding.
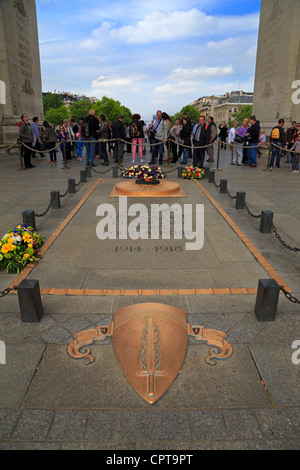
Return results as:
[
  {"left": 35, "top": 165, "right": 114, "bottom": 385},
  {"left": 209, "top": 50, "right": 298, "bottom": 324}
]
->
[{"left": 26, "top": 179, "right": 270, "bottom": 291}]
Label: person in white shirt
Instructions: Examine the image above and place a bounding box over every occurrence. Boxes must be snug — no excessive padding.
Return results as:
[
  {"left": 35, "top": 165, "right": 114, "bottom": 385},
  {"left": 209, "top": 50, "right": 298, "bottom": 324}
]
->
[{"left": 228, "top": 121, "right": 238, "bottom": 164}]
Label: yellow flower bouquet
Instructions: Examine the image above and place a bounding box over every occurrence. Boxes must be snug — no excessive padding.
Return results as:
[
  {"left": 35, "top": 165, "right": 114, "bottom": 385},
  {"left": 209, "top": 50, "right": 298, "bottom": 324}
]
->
[{"left": 0, "top": 225, "right": 44, "bottom": 274}]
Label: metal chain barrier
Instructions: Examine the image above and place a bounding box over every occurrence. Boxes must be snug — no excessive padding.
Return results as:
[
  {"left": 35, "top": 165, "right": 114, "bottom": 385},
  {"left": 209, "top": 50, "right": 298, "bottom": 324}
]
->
[
  {"left": 60, "top": 188, "right": 69, "bottom": 198},
  {"left": 244, "top": 201, "right": 261, "bottom": 219},
  {"left": 214, "top": 178, "right": 300, "bottom": 253},
  {"left": 226, "top": 189, "right": 236, "bottom": 199},
  {"left": 272, "top": 225, "right": 300, "bottom": 253},
  {"left": 0, "top": 286, "right": 17, "bottom": 298},
  {"left": 35, "top": 199, "right": 53, "bottom": 218},
  {"left": 280, "top": 285, "right": 300, "bottom": 304},
  {"left": 91, "top": 165, "right": 115, "bottom": 175}
]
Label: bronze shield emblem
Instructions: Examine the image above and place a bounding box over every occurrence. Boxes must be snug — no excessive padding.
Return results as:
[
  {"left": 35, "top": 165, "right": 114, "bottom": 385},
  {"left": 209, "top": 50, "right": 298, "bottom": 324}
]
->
[
  {"left": 112, "top": 303, "right": 188, "bottom": 404},
  {"left": 67, "top": 302, "right": 233, "bottom": 405}
]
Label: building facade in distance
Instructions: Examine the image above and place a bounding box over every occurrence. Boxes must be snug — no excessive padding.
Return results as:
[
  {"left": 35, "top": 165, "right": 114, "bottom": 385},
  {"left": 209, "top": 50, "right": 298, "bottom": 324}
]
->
[{"left": 191, "top": 91, "right": 253, "bottom": 128}]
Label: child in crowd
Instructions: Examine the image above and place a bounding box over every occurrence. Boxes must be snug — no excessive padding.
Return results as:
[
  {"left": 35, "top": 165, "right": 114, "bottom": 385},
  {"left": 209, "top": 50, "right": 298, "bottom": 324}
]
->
[
  {"left": 75, "top": 132, "right": 84, "bottom": 161},
  {"left": 290, "top": 134, "right": 300, "bottom": 173}
]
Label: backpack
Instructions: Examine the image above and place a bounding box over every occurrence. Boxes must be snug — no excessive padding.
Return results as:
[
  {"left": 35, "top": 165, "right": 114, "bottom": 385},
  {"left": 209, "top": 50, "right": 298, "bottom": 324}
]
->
[
  {"left": 81, "top": 121, "right": 89, "bottom": 138},
  {"left": 271, "top": 127, "right": 280, "bottom": 140},
  {"left": 130, "top": 122, "right": 140, "bottom": 138}
]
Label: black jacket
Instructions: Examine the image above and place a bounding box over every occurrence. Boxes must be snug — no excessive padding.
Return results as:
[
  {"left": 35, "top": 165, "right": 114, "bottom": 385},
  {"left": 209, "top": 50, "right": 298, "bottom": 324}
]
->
[
  {"left": 248, "top": 121, "right": 260, "bottom": 143},
  {"left": 179, "top": 123, "right": 191, "bottom": 146},
  {"left": 85, "top": 115, "right": 99, "bottom": 139},
  {"left": 193, "top": 123, "right": 207, "bottom": 146},
  {"left": 112, "top": 119, "right": 126, "bottom": 140}
]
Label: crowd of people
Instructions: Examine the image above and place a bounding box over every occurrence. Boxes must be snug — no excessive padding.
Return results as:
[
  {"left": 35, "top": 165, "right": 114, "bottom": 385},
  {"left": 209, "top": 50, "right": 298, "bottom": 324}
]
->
[
  {"left": 17, "top": 111, "right": 300, "bottom": 173},
  {"left": 224, "top": 117, "right": 300, "bottom": 172}
]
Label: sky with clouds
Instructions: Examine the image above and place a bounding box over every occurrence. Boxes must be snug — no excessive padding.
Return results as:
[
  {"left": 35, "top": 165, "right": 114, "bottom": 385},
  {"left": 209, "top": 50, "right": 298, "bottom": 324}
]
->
[{"left": 36, "top": 0, "right": 261, "bottom": 121}]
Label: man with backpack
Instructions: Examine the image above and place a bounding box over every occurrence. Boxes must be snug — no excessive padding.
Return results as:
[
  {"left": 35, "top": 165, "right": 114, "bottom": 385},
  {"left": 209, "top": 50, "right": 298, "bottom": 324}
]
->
[
  {"left": 130, "top": 113, "right": 145, "bottom": 163},
  {"left": 269, "top": 118, "right": 286, "bottom": 169}
]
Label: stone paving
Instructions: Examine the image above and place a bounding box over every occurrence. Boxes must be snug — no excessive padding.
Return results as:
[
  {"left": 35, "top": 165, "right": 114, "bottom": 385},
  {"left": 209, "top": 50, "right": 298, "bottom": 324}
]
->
[{"left": 0, "top": 144, "right": 300, "bottom": 450}]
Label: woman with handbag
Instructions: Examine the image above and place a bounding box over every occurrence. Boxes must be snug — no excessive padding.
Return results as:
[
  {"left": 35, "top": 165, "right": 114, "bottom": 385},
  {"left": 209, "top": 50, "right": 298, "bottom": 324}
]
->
[{"left": 233, "top": 119, "right": 249, "bottom": 166}]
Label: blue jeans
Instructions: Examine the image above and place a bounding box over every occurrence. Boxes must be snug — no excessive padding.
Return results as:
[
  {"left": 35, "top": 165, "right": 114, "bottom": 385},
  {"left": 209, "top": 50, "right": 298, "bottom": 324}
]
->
[
  {"left": 182, "top": 146, "right": 189, "bottom": 164},
  {"left": 85, "top": 136, "right": 97, "bottom": 165},
  {"left": 270, "top": 142, "right": 283, "bottom": 168},
  {"left": 151, "top": 138, "right": 164, "bottom": 165},
  {"left": 99, "top": 141, "right": 108, "bottom": 162},
  {"left": 247, "top": 142, "right": 257, "bottom": 165}
]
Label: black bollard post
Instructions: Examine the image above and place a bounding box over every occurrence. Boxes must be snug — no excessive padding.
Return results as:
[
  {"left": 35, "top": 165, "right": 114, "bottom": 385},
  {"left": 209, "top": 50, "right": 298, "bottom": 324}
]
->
[
  {"left": 86, "top": 166, "right": 91, "bottom": 178},
  {"left": 254, "top": 279, "right": 280, "bottom": 322},
  {"left": 235, "top": 191, "right": 245, "bottom": 210},
  {"left": 68, "top": 178, "right": 76, "bottom": 194},
  {"left": 50, "top": 190, "right": 60, "bottom": 209},
  {"left": 259, "top": 210, "right": 274, "bottom": 234},
  {"left": 203, "top": 167, "right": 210, "bottom": 178},
  {"left": 209, "top": 170, "right": 215, "bottom": 183},
  {"left": 17, "top": 279, "right": 43, "bottom": 323},
  {"left": 219, "top": 179, "right": 228, "bottom": 194},
  {"left": 22, "top": 210, "right": 36, "bottom": 231},
  {"left": 112, "top": 166, "right": 119, "bottom": 178},
  {"left": 80, "top": 170, "right": 86, "bottom": 183}
]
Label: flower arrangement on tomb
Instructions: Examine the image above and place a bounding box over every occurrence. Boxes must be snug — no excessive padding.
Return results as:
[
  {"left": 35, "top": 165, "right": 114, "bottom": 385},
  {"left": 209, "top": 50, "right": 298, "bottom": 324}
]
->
[
  {"left": 181, "top": 166, "right": 204, "bottom": 179},
  {"left": 120, "top": 165, "right": 166, "bottom": 180},
  {"left": 0, "top": 225, "right": 44, "bottom": 274}
]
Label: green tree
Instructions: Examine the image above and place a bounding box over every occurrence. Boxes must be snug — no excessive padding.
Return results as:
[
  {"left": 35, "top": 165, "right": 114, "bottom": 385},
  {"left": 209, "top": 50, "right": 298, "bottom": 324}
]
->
[
  {"left": 230, "top": 105, "right": 253, "bottom": 127},
  {"left": 94, "top": 96, "right": 132, "bottom": 123},
  {"left": 43, "top": 93, "right": 64, "bottom": 113},
  {"left": 44, "top": 105, "right": 70, "bottom": 127},
  {"left": 69, "top": 99, "right": 93, "bottom": 122},
  {"left": 173, "top": 105, "right": 201, "bottom": 123}
]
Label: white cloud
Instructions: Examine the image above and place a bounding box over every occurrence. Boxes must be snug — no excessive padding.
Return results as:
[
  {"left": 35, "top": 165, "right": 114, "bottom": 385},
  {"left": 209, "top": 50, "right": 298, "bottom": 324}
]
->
[
  {"left": 37, "top": 2, "right": 260, "bottom": 120},
  {"left": 92, "top": 73, "right": 147, "bottom": 89},
  {"left": 207, "top": 38, "right": 239, "bottom": 50},
  {"left": 78, "top": 9, "right": 259, "bottom": 46},
  {"left": 169, "top": 66, "right": 233, "bottom": 81},
  {"left": 93, "top": 75, "right": 133, "bottom": 88}
]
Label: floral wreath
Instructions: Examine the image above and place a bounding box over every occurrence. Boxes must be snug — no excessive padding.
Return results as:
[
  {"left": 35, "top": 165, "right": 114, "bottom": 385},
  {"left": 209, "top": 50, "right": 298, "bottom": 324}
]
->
[
  {"left": 121, "top": 164, "right": 166, "bottom": 180},
  {"left": 0, "top": 224, "right": 44, "bottom": 274},
  {"left": 181, "top": 166, "right": 204, "bottom": 179}
]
